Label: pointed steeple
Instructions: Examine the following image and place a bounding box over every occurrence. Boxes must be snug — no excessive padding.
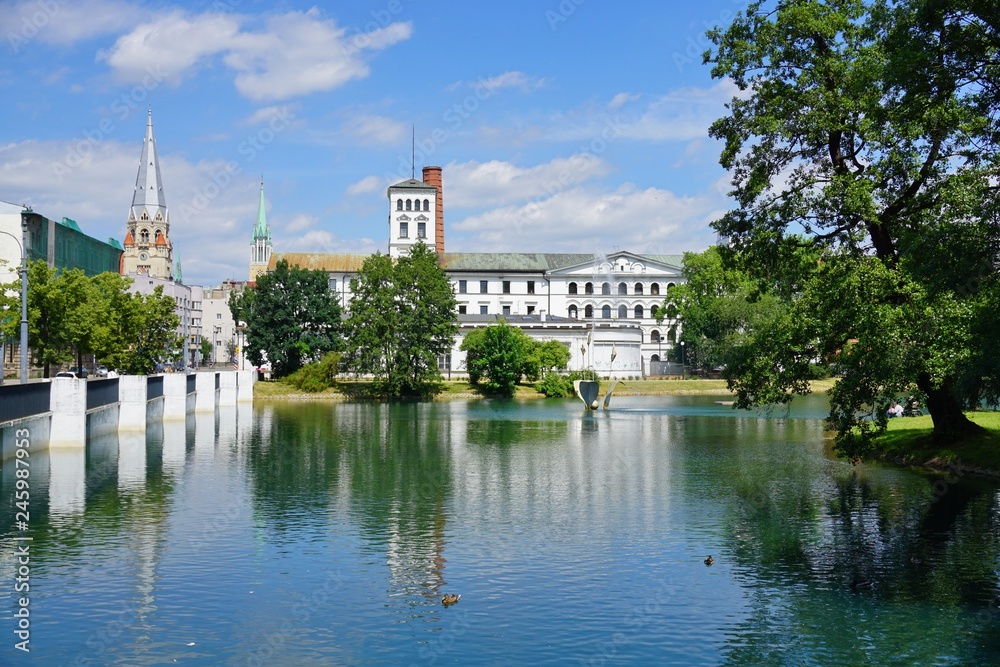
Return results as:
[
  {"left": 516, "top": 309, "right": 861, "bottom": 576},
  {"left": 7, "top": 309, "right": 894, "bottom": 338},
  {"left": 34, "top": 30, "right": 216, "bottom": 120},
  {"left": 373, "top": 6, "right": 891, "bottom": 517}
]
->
[
  {"left": 253, "top": 178, "right": 270, "bottom": 242},
  {"left": 131, "top": 108, "right": 168, "bottom": 222},
  {"left": 175, "top": 258, "right": 183, "bottom": 284}
]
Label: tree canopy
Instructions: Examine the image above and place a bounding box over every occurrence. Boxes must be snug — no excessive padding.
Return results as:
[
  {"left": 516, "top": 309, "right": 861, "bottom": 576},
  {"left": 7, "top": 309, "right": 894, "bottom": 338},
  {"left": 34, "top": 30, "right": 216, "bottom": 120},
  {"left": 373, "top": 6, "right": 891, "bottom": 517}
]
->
[
  {"left": 343, "top": 243, "right": 458, "bottom": 397},
  {"left": 461, "top": 322, "right": 572, "bottom": 397},
  {"left": 231, "top": 259, "right": 342, "bottom": 378},
  {"left": 704, "top": 0, "right": 1000, "bottom": 453}
]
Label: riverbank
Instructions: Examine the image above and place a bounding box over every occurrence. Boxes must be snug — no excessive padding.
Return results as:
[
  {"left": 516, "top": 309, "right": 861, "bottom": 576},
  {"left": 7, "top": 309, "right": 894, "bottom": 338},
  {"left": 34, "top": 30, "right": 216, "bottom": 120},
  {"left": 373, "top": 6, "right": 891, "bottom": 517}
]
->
[
  {"left": 253, "top": 377, "right": 840, "bottom": 400},
  {"left": 870, "top": 411, "right": 1000, "bottom": 478}
]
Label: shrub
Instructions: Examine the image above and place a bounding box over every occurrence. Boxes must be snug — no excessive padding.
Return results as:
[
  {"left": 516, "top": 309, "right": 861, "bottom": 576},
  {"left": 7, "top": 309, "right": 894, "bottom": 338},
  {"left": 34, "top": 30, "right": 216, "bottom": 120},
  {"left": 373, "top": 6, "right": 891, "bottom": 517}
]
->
[
  {"left": 283, "top": 352, "right": 342, "bottom": 392},
  {"left": 535, "top": 371, "right": 575, "bottom": 398}
]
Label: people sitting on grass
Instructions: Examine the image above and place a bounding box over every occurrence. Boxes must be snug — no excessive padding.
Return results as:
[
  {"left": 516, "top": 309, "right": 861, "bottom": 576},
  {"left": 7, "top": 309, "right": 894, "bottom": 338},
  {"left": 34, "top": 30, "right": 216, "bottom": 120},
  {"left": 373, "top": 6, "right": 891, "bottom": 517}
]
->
[{"left": 887, "top": 401, "right": 905, "bottom": 418}]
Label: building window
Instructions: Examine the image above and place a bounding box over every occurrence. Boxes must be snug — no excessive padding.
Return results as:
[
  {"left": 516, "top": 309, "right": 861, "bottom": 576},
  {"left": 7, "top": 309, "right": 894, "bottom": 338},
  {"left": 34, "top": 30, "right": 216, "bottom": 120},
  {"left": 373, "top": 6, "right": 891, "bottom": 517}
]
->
[
  {"left": 459, "top": 305, "right": 467, "bottom": 315},
  {"left": 585, "top": 305, "right": 594, "bottom": 318},
  {"left": 417, "top": 222, "right": 426, "bottom": 238},
  {"left": 423, "top": 199, "right": 430, "bottom": 211},
  {"left": 399, "top": 222, "right": 408, "bottom": 238},
  {"left": 139, "top": 228, "right": 150, "bottom": 243},
  {"left": 502, "top": 305, "right": 511, "bottom": 315},
  {"left": 602, "top": 283, "right": 611, "bottom": 295},
  {"left": 668, "top": 327, "right": 677, "bottom": 344},
  {"left": 651, "top": 283, "right": 660, "bottom": 296},
  {"left": 635, "top": 305, "right": 644, "bottom": 319},
  {"left": 602, "top": 305, "right": 611, "bottom": 318},
  {"left": 618, "top": 282, "right": 627, "bottom": 295},
  {"left": 459, "top": 280, "right": 467, "bottom": 294},
  {"left": 480, "top": 280, "right": 488, "bottom": 294},
  {"left": 667, "top": 282, "right": 676, "bottom": 293},
  {"left": 635, "top": 283, "right": 644, "bottom": 295},
  {"left": 328, "top": 277, "right": 338, "bottom": 291},
  {"left": 397, "top": 200, "right": 403, "bottom": 211},
  {"left": 568, "top": 305, "right": 578, "bottom": 318},
  {"left": 527, "top": 281, "right": 535, "bottom": 294},
  {"left": 568, "top": 282, "right": 578, "bottom": 295},
  {"left": 527, "top": 305, "right": 535, "bottom": 315},
  {"left": 651, "top": 330, "right": 661, "bottom": 343},
  {"left": 406, "top": 199, "right": 412, "bottom": 211},
  {"left": 585, "top": 282, "right": 594, "bottom": 295},
  {"left": 651, "top": 354, "right": 660, "bottom": 362},
  {"left": 216, "top": 313, "right": 222, "bottom": 320},
  {"left": 502, "top": 280, "right": 510, "bottom": 294},
  {"left": 618, "top": 305, "right": 627, "bottom": 319},
  {"left": 480, "top": 305, "right": 488, "bottom": 315}
]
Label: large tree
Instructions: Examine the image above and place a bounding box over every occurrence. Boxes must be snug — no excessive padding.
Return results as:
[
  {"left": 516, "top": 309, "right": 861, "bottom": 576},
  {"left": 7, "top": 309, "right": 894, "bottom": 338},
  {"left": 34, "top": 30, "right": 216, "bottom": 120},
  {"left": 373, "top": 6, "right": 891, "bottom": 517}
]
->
[
  {"left": 232, "top": 259, "right": 342, "bottom": 378},
  {"left": 344, "top": 243, "right": 458, "bottom": 397},
  {"left": 461, "top": 321, "right": 534, "bottom": 397},
  {"left": 91, "top": 273, "right": 180, "bottom": 375},
  {"left": 705, "top": 0, "right": 1000, "bottom": 453}
]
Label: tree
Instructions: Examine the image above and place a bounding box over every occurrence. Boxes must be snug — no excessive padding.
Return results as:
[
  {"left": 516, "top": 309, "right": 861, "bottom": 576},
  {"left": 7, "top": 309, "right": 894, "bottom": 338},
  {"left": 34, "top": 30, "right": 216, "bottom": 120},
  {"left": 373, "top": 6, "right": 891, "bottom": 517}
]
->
[
  {"left": 200, "top": 338, "right": 214, "bottom": 366},
  {"left": 90, "top": 273, "right": 180, "bottom": 374},
  {"left": 705, "top": 0, "right": 1000, "bottom": 452},
  {"left": 344, "top": 243, "right": 458, "bottom": 396},
  {"left": 461, "top": 321, "right": 532, "bottom": 397},
  {"left": 26, "top": 260, "right": 72, "bottom": 377},
  {"left": 233, "top": 259, "right": 342, "bottom": 378}
]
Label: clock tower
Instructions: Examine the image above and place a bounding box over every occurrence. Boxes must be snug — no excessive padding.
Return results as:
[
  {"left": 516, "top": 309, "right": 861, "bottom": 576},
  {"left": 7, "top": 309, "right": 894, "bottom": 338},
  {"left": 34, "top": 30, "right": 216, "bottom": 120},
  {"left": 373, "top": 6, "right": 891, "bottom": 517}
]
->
[{"left": 121, "top": 109, "right": 173, "bottom": 280}]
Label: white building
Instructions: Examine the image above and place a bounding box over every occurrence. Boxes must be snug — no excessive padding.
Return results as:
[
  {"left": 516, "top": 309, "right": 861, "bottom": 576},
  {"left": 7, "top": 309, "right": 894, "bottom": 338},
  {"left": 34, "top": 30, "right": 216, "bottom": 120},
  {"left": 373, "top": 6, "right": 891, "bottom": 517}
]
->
[{"left": 266, "top": 166, "right": 684, "bottom": 378}]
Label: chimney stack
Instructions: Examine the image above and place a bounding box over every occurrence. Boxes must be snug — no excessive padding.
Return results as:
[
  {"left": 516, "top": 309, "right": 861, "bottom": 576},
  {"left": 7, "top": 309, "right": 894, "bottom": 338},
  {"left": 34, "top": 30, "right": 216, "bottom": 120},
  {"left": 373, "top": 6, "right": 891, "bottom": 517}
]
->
[{"left": 422, "top": 165, "right": 444, "bottom": 253}]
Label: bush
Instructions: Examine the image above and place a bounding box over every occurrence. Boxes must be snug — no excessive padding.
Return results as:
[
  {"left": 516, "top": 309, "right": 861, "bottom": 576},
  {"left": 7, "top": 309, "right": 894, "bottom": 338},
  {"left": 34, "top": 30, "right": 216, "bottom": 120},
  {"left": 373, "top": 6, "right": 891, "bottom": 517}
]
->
[
  {"left": 283, "top": 352, "right": 342, "bottom": 392},
  {"left": 535, "top": 371, "right": 575, "bottom": 398}
]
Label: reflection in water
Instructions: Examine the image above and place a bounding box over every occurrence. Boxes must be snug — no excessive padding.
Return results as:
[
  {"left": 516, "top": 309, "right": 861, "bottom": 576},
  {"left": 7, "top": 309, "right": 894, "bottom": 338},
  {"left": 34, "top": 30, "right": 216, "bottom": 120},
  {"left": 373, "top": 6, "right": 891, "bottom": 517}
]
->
[{"left": 0, "top": 396, "right": 998, "bottom": 665}]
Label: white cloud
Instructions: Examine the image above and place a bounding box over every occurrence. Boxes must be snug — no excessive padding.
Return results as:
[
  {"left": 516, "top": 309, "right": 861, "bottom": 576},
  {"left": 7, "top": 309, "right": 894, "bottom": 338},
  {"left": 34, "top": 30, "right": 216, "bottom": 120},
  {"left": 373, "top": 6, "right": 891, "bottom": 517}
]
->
[
  {"left": 242, "top": 105, "right": 298, "bottom": 127},
  {"left": 445, "top": 154, "right": 612, "bottom": 209},
  {"left": 99, "top": 8, "right": 413, "bottom": 101},
  {"left": 283, "top": 213, "right": 317, "bottom": 233},
  {"left": 0, "top": 0, "right": 143, "bottom": 47},
  {"left": 342, "top": 114, "right": 408, "bottom": 145},
  {"left": 608, "top": 92, "right": 639, "bottom": 109},
  {"left": 346, "top": 175, "right": 383, "bottom": 197},
  {"left": 451, "top": 183, "right": 719, "bottom": 254},
  {"left": 477, "top": 71, "right": 547, "bottom": 93}
]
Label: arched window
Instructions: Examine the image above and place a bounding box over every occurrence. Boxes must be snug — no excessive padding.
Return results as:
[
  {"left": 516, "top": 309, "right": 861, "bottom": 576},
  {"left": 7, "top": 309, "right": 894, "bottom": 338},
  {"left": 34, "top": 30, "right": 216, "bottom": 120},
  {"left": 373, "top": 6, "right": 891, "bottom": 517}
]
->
[
  {"left": 667, "top": 282, "right": 676, "bottom": 293},
  {"left": 617, "top": 282, "right": 627, "bottom": 295},
  {"left": 667, "top": 327, "right": 677, "bottom": 344},
  {"left": 602, "top": 282, "right": 611, "bottom": 295},
  {"left": 651, "top": 354, "right": 660, "bottom": 362},
  {"left": 665, "top": 303, "right": 678, "bottom": 319},
  {"left": 568, "top": 305, "right": 578, "bottom": 319},
  {"left": 651, "top": 330, "right": 661, "bottom": 343},
  {"left": 585, "top": 282, "right": 594, "bottom": 295},
  {"left": 406, "top": 199, "right": 412, "bottom": 211},
  {"left": 634, "top": 283, "right": 644, "bottom": 295},
  {"left": 397, "top": 200, "right": 403, "bottom": 211},
  {"left": 634, "top": 305, "right": 644, "bottom": 319},
  {"left": 602, "top": 305, "right": 612, "bottom": 318},
  {"left": 618, "top": 305, "right": 627, "bottom": 319},
  {"left": 650, "top": 283, "right": 660, "bottom": 295},
  {"left": 139, "top": 228, "right": 149, "bottom": 243},
  {"left": 423, "top": 199, "right": 430, "bottom": 211},
  {"left": 585, "top": 305, "right": 594, "bottom": 318},
  {"left": 568, "top": 282, "right": 578, "bottom": 295}
]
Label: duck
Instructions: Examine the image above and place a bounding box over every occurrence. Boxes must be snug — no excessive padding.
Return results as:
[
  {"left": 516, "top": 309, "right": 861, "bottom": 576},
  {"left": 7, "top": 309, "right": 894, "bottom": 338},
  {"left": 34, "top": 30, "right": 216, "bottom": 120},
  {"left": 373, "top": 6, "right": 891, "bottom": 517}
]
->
[
  {"left": 704, "top": 555, "right": 715, "bottom": 566},
  {"left": 441, "top": 593, "right": 461, "bottom": 606},
  {"left": 849, "top": 578, "right": 874, "bottom": 591}
]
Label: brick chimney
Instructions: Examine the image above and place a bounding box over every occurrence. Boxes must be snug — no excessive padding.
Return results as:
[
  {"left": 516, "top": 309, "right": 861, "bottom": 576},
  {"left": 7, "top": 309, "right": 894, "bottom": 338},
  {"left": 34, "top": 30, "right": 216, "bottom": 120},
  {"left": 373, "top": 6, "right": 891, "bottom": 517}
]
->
[{"left": 422, "top": 165, "right": 444, "bottom": 253}]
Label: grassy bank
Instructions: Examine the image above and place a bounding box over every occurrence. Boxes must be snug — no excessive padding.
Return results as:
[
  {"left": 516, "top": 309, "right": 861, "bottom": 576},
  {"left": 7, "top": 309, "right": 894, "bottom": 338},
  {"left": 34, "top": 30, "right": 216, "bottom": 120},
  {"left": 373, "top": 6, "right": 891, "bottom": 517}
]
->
[{"left": 872, "top": 411, "right": 1000, "bottom": 476}]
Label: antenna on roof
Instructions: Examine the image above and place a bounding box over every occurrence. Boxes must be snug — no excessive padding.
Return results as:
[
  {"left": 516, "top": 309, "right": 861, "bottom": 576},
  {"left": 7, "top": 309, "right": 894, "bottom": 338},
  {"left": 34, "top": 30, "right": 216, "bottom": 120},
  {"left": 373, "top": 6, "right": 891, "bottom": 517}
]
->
[{"left": 411, "top": 125, "right": 415, "bottom": 179}]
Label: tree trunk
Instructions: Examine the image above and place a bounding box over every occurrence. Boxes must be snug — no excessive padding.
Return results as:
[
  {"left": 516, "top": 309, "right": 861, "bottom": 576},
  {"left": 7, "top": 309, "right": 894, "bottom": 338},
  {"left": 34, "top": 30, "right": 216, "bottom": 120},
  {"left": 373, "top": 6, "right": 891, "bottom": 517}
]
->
[{"left": 916, "top": 373, "right": 986, "bottom": 444}]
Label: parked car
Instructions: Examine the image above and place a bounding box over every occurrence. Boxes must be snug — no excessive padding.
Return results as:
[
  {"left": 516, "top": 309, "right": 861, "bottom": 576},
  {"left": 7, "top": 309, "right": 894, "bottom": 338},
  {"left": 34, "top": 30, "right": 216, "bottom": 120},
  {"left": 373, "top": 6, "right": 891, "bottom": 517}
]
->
[
  {"left": 68, "top": 366, "right": 89, "bottom": 378},
  {"left": 54, "top": 371, "right": 81, "bottom": 379},
  {"left": 94, "top": 365, "right": 109, "bottom": 377}
]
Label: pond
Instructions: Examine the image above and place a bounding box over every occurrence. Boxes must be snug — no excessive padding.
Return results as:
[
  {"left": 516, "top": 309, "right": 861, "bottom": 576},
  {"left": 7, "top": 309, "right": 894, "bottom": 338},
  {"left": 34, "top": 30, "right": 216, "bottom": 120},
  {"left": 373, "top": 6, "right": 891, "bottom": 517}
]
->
[{"left": 2, "top": 396, "right": 999, "bottom": 665}]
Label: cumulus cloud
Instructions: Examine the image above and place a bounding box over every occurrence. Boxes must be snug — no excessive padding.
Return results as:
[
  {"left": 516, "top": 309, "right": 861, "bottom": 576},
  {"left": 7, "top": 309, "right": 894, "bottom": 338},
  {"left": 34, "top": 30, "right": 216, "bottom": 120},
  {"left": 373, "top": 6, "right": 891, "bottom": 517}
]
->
[
  {"left": 346, "top": 175, "right": 384, "bottom": 197},
  {"left": 1, "top": 0, "right": 144, "bottom": 48},
  {"left": 242, "top": 105, "right": 299, "bottom": 127},
  {"left": 451, "top": 183, "right": 720, "bottom": 254},
  {"left": 608, "top": 92, "right": 639, "bottom": 109},
  {"left": 342, "top": 114, "right": 408, "bottom": 145},
  {"left": 477, "top": 71, "right": 547, "bottom": 93},
  {"left": 445, "top": 154, "right": 612, "bottom": 209},
  {"left": 99, "top": 8, "right": 412, "bottom": 101}
]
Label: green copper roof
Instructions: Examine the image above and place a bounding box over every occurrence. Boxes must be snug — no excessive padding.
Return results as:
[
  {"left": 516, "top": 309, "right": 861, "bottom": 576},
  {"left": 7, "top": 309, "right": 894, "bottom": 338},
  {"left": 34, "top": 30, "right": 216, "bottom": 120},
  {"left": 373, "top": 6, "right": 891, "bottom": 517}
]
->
[
  {"left": 253, "top": 180, "right": 270, "bottom": 242},
  {"left": 175, "top": 258, "right": 183, "bottom": 284}
]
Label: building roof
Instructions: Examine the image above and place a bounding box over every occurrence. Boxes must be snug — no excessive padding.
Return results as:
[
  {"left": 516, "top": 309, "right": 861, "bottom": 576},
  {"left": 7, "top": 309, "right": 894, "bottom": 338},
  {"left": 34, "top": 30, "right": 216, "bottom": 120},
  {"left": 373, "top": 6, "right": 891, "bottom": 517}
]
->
[
  {"left": 269, "top": 252, "right": 371, "bottom": 272},
  {"left": 253, "top": 179, "right": 270, "bottom": 242},
  {"left": 131, "top": 109, "right": 168, "bottom": 222},
  {"left": 388, "top": 178, "right": 436, "bottom": 191}
]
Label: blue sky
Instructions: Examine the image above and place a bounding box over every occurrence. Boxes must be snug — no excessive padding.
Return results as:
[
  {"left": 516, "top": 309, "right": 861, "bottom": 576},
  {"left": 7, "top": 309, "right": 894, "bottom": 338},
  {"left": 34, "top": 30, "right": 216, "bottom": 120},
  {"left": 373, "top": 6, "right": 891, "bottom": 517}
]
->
[{"left": 1, "top": 0, "right": 744, "bottom": 286}]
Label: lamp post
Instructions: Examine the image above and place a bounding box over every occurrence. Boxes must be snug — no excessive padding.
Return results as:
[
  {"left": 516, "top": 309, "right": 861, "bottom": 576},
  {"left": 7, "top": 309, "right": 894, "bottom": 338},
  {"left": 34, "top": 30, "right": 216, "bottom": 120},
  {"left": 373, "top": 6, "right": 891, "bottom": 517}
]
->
[
  {"left": 0, "top": 211, "right": 29, "bottom": 384},
  {"left": 680, "top": 340, "right": 686, "bottom": 380}
]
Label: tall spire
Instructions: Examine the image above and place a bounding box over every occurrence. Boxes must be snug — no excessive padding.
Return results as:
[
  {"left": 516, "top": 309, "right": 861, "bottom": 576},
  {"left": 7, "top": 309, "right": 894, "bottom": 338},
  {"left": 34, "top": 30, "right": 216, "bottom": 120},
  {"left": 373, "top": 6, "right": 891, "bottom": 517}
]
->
[
  {"left": 131, "top": 108, "right": 168, "bottom": 222},
  {"left": 253, "top": 177, "right": 270, "bottom": 241}
]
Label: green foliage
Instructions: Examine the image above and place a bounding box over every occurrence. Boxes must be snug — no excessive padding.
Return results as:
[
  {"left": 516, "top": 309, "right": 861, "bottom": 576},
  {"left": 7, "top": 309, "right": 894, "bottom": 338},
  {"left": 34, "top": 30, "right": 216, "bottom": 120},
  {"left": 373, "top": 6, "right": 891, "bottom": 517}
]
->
[
  {"left": 461, "top": 321, "right": 530, "bottom": 397},
  {"left": 343, "top": 243, "right": 458, "bottom": 397},
  {"left": 534, "top": 371, "right": 575, "bottom": 398},
  {"left": 283, "top": 352, "right": 342, "bottom": 393},
  {"left": 235, "top": 259, "right": 343, "bottom": 378},
  {"left": 703, "top": 0, "right": 1000, "bottom": 454},
  {"left": 90, "top": 273, "right": 180, "bottom": 374},
  {"left": 200, "top": 337, "right": 213, "bottom": 365}
]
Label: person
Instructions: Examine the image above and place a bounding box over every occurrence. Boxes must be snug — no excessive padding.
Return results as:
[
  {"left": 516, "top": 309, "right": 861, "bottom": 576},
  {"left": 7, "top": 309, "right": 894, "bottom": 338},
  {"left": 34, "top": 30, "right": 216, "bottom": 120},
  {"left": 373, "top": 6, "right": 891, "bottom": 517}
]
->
[{"left": 888, "top": 401, "right": 904, "bottom": 418}]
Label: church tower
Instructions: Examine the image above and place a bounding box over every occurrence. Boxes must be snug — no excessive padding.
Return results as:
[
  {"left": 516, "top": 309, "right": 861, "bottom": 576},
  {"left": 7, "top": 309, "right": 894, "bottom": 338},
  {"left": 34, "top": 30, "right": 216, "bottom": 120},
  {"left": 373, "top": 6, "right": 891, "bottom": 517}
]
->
[
  {"left": 249, "top": 179, "right": 272, "bottom": 281},
  {"left": 121, "top": 109, "right": 173, "bottom": 279}
]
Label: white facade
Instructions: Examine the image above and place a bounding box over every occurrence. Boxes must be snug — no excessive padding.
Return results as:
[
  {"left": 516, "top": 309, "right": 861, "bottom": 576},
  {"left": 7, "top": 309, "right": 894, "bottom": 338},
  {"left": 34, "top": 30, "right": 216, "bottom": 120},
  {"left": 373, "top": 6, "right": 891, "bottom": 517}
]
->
[
  {"left": 387, "top": 178, "right": 438, "bottom": 258},
  {"left": 202, "top": 281, "right": 252, "bottom": 370},
  {"left": 0, "top": 201, "right": 26, "bottom": 285}
]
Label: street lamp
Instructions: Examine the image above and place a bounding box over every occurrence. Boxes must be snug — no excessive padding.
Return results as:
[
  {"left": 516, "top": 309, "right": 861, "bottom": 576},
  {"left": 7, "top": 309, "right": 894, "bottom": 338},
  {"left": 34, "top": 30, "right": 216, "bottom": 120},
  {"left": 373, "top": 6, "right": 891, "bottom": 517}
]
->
[
  {"left": 680, "top": 341, "right": 686, "bottom": 380},
  {"left": 0, "top": 210, "right": 29, "bottom": 384}
]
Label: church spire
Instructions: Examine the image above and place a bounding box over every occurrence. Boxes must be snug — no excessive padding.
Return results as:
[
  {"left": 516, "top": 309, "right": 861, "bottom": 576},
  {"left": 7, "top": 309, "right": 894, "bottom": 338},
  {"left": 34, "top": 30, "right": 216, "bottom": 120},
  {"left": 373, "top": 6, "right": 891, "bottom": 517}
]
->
[
  {"left": 253, "top": 177, "right": 270, "bottom": 242},
  {"left": 131, "top": 108, "right": 168, "bottom": 222},
  {"left": 249, "top": 177, "right": 273, "bottom": 281}
]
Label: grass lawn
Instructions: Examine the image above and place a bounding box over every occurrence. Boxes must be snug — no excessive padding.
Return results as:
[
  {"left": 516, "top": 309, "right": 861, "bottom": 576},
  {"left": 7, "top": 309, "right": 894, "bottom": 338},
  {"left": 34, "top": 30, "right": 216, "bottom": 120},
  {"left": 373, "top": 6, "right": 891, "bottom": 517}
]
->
[{"left": 875, "top": 411, "right": 1000, "bottom": 474}]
